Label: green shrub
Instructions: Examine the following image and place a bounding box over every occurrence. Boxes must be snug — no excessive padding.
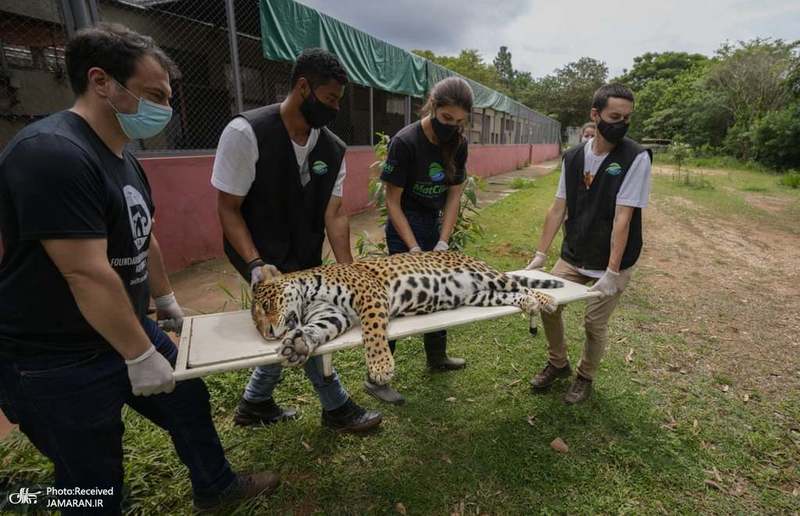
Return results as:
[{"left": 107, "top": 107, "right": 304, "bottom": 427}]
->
[{"left": 779, "top": 170, "right": 800, "bottom": 189}]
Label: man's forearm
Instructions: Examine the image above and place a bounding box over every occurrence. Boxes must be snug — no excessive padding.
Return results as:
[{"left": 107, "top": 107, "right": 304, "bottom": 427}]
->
[
  {"left": 326, "top": 212, "right": 353, "bottom": 264},
  {"left": 147, "top": 236, "right": 172, "bottom": 298},
  {"left": 219, "top": 206, "right": 260, "bottom": 264},
  {"left": 64, "top": 267, "right": 153, "bottom": 360},
  {"left": 607, "top": 208, "right": 633, "bottom": 272},
  {"left": 536, "top": 206, "right": 566, "bottom": 253}
]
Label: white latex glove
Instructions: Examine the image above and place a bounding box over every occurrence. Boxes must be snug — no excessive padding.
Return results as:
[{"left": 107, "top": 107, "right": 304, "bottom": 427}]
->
[
  {"left": 248, "top": 258, "right": 280, "bottom": 288},
  {"left": 155, "top": 292, "right": 184, "bottom": 334},
  {"left": 409, "top": 246, "right": 422, "bottom": 253},
  {"left": 433, "top": 240, "right": 449, "bottom": 252},
  {"left": 588, "top": 268, "right": 624, "bottom": 297},
  {"left": 525, "top": 251, "right": 547, "bottom": 270},
  {"left": 126, "top": 345, "right": 175, "bottom": 396}
]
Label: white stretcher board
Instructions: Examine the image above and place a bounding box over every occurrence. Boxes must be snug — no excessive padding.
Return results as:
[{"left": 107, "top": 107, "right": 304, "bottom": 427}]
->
[{"left": 173, "top": 269, "right": 600, "bottom": 381}]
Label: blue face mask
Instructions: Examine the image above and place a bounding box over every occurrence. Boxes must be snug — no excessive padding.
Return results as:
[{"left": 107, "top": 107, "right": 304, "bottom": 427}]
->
[{"left": 108, "top": 81, "right": 172, "bottom": 139}]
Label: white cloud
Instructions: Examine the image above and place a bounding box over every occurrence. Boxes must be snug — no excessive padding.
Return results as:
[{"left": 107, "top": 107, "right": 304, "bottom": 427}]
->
[{"left": 298, "top": 0, "right": 800, "bottom": 78}]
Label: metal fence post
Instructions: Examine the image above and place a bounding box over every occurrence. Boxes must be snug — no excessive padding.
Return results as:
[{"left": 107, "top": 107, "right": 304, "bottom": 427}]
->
[
  {"left": 369, "top": 87, "right": 374, "bottom": 145},
  {"left": 224, "top": 0, "right": 244, "bottom": 114},
  {"left": 60, "top": 0, "right": 99, "bottom": 37}
]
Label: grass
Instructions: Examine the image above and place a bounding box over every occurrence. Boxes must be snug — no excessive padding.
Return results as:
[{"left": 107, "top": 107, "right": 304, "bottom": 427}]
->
[
  {"left": 655, "top": 152, "right": 774, "bottom": 174},
  {"left": 1, "top": 169, "right": 798, "bottom": 514}
]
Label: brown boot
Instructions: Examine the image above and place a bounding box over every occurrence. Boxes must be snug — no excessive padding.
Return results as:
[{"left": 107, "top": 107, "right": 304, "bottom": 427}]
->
[
  {"left": 530, "top": 362, "right": 572, "bottom": 391},
  {"left": 193, "top": 471, "right": 280, "bottom": 513},
  {"left": 563, "top": 375, "right": 593, "bottom": 404}
]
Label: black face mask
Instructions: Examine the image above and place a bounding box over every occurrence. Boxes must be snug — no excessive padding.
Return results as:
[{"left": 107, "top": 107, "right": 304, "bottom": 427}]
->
[
  {"left": 300, "top": 89, "right": 338, "bottom": 128},
  {"left": 431, "top": 113, "right": 459, "bottom": 143},
  {"left": 596, "top": 117, "right": 629, "bottom": 144}
]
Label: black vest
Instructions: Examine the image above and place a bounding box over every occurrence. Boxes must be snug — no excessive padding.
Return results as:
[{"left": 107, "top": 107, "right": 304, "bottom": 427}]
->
[
  {"left": 560, "top": 137, "right": 651, "bottom": 271},
  {"left": 224, "top": 104, "right": 345, "bottom": 276}
]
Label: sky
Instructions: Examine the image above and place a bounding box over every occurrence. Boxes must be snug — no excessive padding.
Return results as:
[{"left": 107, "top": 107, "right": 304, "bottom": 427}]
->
[{"left": 297, "top": 0, "right": 800, "bottom": 78}]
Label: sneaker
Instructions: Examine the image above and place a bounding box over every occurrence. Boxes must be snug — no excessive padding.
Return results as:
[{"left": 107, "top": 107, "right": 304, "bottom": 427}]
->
[
  {"left": 364, "top": 378, "right": 406, "bottom": 405},
  {"left": 530, "top": 362, "right": 572, "bottom": 391},
  {"left": 563, "top": 375, "right": 593, "bottom": 404},
  {"left": 233, "top": 397, "right": 298, "bottom": 427},
  {"left": 321, "top": 398, "right": 382, "bottom": 433},
  {"left": 193, "top": 471, "right": 279, "bottom": 512}
]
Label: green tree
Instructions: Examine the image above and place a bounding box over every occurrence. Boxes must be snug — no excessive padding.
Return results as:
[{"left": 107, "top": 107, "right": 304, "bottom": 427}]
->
[
  {"left": 616, "top": 51, "right": 708, "bottom": 91},
  {"left": 708, "top": 38, "right": 799, "bottom": 126},
  {"left": 493, "top": 46, "right": 515, "bottom": 91}
]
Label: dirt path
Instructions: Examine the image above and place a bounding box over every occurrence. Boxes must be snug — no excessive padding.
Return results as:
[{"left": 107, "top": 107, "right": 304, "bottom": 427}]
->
[{"left": 636, "top": 169, "right": 800, "bottom": 396}]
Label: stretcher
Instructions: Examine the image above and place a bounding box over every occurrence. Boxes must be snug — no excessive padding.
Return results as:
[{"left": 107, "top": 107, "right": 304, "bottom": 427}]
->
[{"left": 173, "top": 269, "right": 601, "bottom": 381}]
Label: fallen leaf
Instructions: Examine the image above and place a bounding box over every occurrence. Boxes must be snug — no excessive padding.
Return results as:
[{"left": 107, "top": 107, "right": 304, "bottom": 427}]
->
[
  {"left": 693, "top": 419, "right": 699, "bottom": 429},
  {"left": 550, "top": 437, "right": 569, "bottom": 453},
  {"left": 730, "top": 480, "right": 746, "bottom": 497},
  {"left": 743, "top": 394, "right": 750, "bottom": 402},
  {"left": 721, "top": 385, "right": 730, "bottom": 393},
  {"left": 792, "top": 487, "right": 798, "bottom": 497},
  {"left": 446, "top": 397, "right": 457, "bottom": 403},
  {"left": 442, "top": 455, "right": 452, "bottom": 464},
  {"left": 526, "top": 415, "right": 536, "bottom": 427},
  {"left": 625, "top": 348, "right": 635, "bottom": 363},
  {"left": 704, "top": 479, "right": 723, "bottom": 491},
  {"left": 301, "top": 440, "right": 312, "bottom": 451},
  {"left": 396, "top": 502, "right": 407, "bottom": 514},
  {"left": 466, "top": 398, "right": 475, "bottom": 403}
]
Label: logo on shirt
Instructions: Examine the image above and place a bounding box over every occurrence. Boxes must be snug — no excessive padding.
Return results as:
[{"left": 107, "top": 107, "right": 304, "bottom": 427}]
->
[
  {"left": 311, "top": 160, "right": 329, "bottom": 175},
  {"left": 382, "top": 160, "right": 397, "bottom": 175},
  {"left": 428, "top": 162, "right": 445, "bottom": 182},
  {"left": 605, "top": 162, "right": 623, "bottom": 176},
  {"left": 123, "top": 185, "right": 152, "bottom": 251}
]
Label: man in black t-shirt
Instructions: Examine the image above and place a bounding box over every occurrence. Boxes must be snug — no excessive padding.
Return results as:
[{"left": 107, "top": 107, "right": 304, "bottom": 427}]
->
[{"left": 0, "top": 24, "right": 277, "bottom": 512}]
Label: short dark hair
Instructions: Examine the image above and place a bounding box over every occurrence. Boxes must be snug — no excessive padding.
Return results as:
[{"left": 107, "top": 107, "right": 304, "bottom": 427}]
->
[
  {"left": 592, "top": 83, "right": 634, "bottom": 111},
  {"left": 66, "top": 22, "right": 178, "bottom": 95},
  {"left": 290, "top": 48, "right": 348, "bottom": 89}
]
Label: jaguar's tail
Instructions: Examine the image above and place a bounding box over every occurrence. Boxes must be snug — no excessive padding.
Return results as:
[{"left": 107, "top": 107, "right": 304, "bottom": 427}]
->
[{"left": 507, "top": 274, "right": 564, "bottom": 289}]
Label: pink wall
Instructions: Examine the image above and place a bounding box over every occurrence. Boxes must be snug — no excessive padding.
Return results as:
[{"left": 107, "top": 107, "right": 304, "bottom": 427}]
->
[{"left": 140, "top": 143, "right": 561, "bottom": 273}]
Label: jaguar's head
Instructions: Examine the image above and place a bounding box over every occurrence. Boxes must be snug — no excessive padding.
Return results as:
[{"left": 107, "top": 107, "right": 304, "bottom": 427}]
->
[{"left": 251, "top": 273, "right": 302, "bottom": 340}]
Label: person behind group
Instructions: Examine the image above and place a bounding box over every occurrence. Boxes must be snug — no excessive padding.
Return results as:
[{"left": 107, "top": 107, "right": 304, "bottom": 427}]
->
[
  {"left": 211, "top": 48, "right": 382, "bottom": 432},
  {"left": 580, "top": 121, "right": 596, "bottom": 142},
  {"left": 364, "top": 76, "right": 474, "bottom": 405}
]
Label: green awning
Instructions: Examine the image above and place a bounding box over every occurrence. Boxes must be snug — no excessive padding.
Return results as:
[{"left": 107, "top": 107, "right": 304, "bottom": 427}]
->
[{"left": 258, "top": 0, "right": 555, "bottom": 119}]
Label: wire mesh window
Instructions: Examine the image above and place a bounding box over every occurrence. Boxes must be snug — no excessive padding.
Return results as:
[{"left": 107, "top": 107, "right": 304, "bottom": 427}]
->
[{"left": 0, "top": 3, "right": 70, "bottom": 148}]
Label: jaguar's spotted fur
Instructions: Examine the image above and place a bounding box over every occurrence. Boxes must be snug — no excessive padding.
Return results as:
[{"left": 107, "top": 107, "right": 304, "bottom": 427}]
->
[{"left": 251, "top": 251, "right": 563, "bottom": 384}]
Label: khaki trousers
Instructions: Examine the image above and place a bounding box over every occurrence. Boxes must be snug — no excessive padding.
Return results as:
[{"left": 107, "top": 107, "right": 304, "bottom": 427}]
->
[{"left": 540, "top": 259, "right": 633, "bottom": 380}]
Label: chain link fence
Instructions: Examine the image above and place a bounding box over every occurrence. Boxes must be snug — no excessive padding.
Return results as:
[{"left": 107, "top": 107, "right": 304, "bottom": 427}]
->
[
  {"left": 1, "top": 0, "right": 561, "bottom": 152},
  {"left": 0, "top": 1, "right": 70, "bottom": 148}
]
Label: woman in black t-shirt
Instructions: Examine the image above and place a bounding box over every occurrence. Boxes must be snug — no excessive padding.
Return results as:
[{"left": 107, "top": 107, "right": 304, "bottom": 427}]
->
[{"left": 366, "top": 77, "right": 474, "bottom": 405}]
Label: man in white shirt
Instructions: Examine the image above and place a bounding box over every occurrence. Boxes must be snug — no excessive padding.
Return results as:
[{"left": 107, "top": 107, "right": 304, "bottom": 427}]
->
[
  {"left": 526, "top": 83, "right": 652, "bottom": 404},
  {"left": 211, "top": 48, "right": 381, "bottom": 432}
]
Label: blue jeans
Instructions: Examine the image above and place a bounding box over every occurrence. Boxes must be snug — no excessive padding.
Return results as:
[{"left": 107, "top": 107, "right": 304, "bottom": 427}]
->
[
  {"left": 0, "top": 318, "right": 236, "bottom": 514},
  {"left": 243, "top": 357, "right": 348, "bottom": 411},
  {"left": 385, "top": 211, "right": 448, "bottom": 355}
]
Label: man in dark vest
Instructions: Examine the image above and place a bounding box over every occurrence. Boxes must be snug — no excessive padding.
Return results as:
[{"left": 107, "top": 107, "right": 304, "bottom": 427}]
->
[
  {"left": 211, "top": 48, "right": 381, "bottom": 432},
  {"left": 525, "top": 83, "right": 652, "bottom": 404}
]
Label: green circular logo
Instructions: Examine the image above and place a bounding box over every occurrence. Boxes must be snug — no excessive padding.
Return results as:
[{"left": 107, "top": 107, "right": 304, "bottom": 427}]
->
[
  {"left": 312, "top": 160, "right": 329, "bottom": 175},
  {"left": 428, "top": 162, "right": 445, "bottom": 182}
]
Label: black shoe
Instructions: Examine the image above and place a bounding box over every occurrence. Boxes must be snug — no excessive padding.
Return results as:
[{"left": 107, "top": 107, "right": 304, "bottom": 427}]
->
[
  {"left": 427, "top": 355, "right": 467, "bottom": 371},
  {"left": 564, "top": 375, "right": 593, "bottom": 404},
  {"left": 364, "top": 378, "right": 406, "bottom": 405},
  {"left": 321, "top": 398, "right": 382, "bottom": 433},
  {"left": 530, "top": 362, "right": 572, "bottom": 391},
  {"left": 233, "top": 397, "right": 298, "bottom": 427},
  {"left": 193, "top": 471, "right": 280, "bottom": 513}
]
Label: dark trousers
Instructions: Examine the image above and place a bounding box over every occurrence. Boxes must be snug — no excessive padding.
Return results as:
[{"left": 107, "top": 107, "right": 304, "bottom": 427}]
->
[
  {"left": 0, "top": 318, "right": 236, "bottom": 514},
  {"left": 385, "top": 211, "right": 448, "bottom": 359}
]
